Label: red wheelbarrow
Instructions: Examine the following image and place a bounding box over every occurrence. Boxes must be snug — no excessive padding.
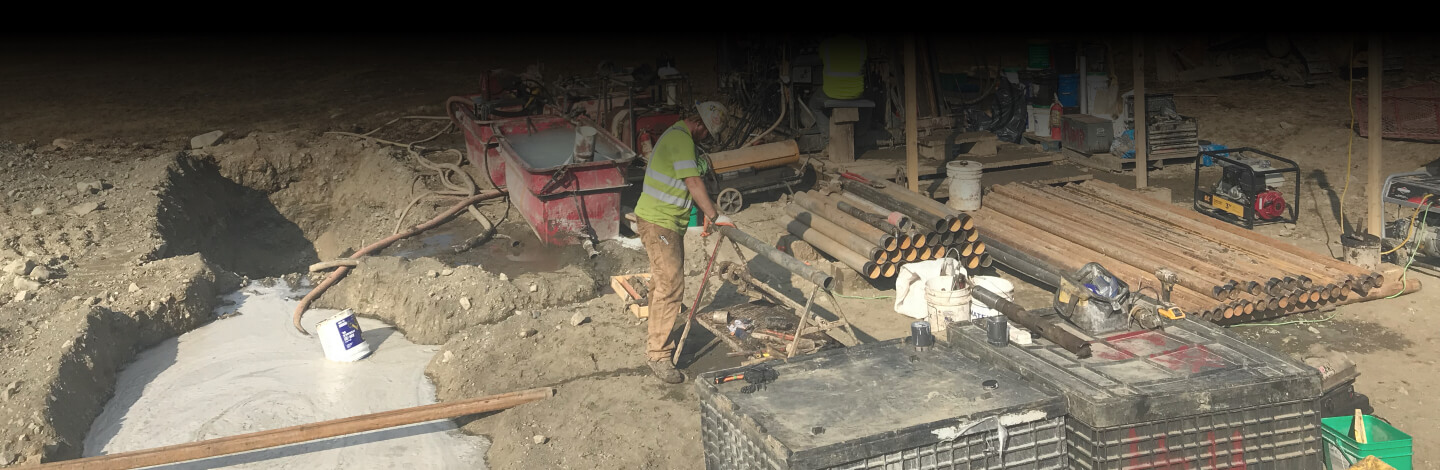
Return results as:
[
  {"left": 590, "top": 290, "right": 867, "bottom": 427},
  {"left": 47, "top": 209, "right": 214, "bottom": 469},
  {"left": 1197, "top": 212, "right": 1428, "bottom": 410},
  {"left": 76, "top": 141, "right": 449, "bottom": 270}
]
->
[{"left": 450, "top": 95, "right": 638, "bottom": 248}]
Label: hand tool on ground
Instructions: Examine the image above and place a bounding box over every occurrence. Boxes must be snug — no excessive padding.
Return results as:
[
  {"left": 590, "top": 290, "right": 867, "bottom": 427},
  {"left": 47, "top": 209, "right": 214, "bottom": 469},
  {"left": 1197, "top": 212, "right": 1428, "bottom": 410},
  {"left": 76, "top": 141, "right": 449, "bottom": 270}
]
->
[{"left": 672, "top": 233, "right": 727, "bottom": 365}]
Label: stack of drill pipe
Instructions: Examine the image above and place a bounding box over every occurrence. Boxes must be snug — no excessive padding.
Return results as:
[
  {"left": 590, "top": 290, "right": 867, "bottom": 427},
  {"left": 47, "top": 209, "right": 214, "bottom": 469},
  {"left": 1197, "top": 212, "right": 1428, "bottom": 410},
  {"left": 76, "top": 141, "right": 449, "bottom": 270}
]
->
[
  {"left": 788, "top": 192, "right": 896, "bottom": 279},
  {"left": 1057, "top": 183, "right": 1369, "bottom": 316},
  {"left": 985, "top": 185, "right": 1330, "bottom": 321},
  {"left": 779, "top": 213, "right": 887, "bottom": 279},
  {"left": 834, "top": 181, "right": 987, "bottom": 270},
  {"left": 974, "top": 180, "right": 1391, "bottom": 324}
]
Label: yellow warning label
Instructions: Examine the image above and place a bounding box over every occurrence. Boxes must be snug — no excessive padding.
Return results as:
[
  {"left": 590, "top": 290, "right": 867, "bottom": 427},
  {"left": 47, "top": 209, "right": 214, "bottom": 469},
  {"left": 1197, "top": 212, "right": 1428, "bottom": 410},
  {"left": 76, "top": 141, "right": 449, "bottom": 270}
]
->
[{"left": 1211, "top": 196, "right": 1245, "bottom": 218}]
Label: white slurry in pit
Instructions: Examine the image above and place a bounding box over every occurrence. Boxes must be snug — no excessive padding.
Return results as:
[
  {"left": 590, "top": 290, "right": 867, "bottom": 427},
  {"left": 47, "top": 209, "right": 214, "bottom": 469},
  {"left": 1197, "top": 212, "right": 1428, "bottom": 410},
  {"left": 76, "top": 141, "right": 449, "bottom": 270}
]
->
[{"left": 82, "top": 282, "right": 489, "bottom": 469}]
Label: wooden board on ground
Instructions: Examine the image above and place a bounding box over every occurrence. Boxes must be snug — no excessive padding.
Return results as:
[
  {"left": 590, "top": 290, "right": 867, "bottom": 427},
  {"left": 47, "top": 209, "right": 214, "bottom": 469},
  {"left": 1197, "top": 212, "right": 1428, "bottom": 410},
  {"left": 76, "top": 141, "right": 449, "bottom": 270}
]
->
[
  {"left": 610, "top": 273, "right": 652, "bottom": 318},
  {"left": 922, "top": 164, "right": 1093, "bottom": 198},
  {"left": 967, "top": 144, "right": 1062, "bottom": 170},
  {"left": 1022, "top": 132, "right": 1061, "bottom": 152},
  {"left": 1063, "top": 147, "right": 1196, "bottom": 172},
  {"left": 816, "top": 143, "right": 1063, "bottom": 184},
  {"left": 918, "top": 131, "right": 999, "bottom": 159}
]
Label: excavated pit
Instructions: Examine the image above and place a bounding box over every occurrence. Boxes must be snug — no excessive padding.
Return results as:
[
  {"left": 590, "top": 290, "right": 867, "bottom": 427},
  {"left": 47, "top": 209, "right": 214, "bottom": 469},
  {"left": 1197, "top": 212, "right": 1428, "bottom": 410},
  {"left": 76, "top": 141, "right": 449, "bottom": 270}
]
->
[{"left": 0, "top": 132, "right": 649, "bottom": 467}]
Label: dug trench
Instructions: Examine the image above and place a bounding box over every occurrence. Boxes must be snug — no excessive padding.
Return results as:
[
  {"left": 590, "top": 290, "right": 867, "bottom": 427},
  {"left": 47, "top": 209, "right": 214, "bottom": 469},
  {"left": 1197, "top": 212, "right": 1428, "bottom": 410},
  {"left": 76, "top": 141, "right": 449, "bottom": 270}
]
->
[{"left": 0, "top": 130, "right": 714, "bottom": 468}]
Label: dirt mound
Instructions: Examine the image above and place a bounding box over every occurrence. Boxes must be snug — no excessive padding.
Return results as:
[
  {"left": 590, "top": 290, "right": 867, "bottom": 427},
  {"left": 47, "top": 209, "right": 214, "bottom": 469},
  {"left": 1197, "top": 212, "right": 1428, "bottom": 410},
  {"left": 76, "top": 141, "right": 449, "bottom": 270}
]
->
[
  {"left": 315, "top": 256, "right": 600, "bottom": 344},
  {"left": 424, "top": 295, "right": 703, "bottom": 469},
  {"left": 426, "top": 297, "right": 645, "bottom": 397},
  {"left": 461, "top": 375, "right": 702, "bottom": 470}
]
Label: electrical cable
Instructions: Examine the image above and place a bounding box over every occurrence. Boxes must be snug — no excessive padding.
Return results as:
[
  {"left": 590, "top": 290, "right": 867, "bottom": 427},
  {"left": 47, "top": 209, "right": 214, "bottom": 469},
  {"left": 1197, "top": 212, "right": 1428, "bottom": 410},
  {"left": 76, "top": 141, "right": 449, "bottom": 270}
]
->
[
  {"left": 1380, "top": 194, "right": 1432, "bottom": 255},
  {"left": 1229, "top": 311, "right": 1340, "bottom": 328},
  {"left": 1386, "top": 200, "right": 1431, "bottom": 299}
]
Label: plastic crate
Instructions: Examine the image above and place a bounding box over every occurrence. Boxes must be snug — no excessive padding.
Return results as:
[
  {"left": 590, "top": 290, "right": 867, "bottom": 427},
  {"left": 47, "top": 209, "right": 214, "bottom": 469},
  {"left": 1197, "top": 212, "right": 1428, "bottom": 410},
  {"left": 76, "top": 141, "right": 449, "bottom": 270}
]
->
[
  {"left": 1321, "top": 415, "right": 1413, "bottom": 470},
  {"left": 697, "top": 339, "right": 1068, "bottom": 469},
  {"left": 948, "top": 318, "right": 1325, "bottom": 469}
]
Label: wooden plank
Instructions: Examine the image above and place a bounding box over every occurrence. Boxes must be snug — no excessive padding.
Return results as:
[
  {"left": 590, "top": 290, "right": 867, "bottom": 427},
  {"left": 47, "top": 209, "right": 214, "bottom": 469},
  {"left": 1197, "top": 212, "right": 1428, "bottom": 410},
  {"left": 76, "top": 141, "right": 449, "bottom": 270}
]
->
[
  {"left": 1134, "top": 34, "right": 1148, "bottom": 189},
  {"left": 40, "top": 388, "right": 555, "bottom": 470},
  {"left": 708, "top": 140, "right": 800, "bottom": 169},
  {"left": 610, "top": 273, "right": 652, "bottom": 318},
  {"left": 1021, "top": 132, "right": 1062, "bottom": 152},
  {"left": 924, "top": 164, "right": 1093, "bottom": 198},
  {"left": 904, "top": 35, "right": 920, "bottom": 192},
  {"left": 1063, "top": 147, "right": 1194, "bottom": 172},
  {"left": 828, "top": 121, "right": 856, "bottom": 163},
  {"left": 1367, "top": 34, "right": 1384, "bottom": 236}
]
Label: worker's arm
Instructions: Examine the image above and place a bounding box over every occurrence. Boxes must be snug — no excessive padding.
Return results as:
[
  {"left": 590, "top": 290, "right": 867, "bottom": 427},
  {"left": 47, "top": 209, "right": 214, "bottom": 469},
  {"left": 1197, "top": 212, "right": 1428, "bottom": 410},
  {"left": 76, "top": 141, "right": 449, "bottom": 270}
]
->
[{"left": 684, "top": 176, "right": 719, "bottom": 222}]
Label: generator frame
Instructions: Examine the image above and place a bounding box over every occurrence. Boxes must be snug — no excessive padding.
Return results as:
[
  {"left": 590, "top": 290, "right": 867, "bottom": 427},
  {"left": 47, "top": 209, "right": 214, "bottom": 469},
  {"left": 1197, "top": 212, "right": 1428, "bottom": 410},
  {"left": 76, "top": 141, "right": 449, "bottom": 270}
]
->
[{"left": 1193, "top": 147, "right": 1300, "bottom": 229}]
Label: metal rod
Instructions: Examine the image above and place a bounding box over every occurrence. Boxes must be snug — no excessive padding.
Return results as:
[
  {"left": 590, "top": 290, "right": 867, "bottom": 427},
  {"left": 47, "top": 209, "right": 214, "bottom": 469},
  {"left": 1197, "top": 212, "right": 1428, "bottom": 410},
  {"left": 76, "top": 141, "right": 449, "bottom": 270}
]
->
[
  {"left": 839, "top": 192, "right": 911, "bottom": 231},
  {"left": 836, "top": 199, "right": 902, "bottom": 234},
  {"left": 971, "top": 285, "right": 1092, "bottom": 358},
  {"left": 717, "top": 225, "right": 834, "bottom": 290}
]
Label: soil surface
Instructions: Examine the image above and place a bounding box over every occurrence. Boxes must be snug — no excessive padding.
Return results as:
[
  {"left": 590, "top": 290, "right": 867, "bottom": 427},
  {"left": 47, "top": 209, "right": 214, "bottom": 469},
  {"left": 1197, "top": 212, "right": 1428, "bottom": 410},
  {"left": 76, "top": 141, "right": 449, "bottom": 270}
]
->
[{"left": 3, "top": 35, "right": 1439, "bottom": 469}]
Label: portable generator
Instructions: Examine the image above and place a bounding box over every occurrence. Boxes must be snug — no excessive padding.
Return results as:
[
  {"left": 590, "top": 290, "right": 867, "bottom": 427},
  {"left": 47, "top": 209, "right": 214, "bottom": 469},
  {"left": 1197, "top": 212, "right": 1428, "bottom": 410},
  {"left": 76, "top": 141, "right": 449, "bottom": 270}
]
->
[
  {"left": 1381, "top": 164, "right": 1440, "bottom": 267},
  {"left": 1193, "top": 148, "right": 1299, "bottom": 229}
]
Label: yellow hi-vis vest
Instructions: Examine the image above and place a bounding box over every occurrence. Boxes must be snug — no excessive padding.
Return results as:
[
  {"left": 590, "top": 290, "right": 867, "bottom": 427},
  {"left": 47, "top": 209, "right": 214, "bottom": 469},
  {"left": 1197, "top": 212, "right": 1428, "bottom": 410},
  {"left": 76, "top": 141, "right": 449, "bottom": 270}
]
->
[{"left": 821, "top": 35, "right": 866, "bottom": 100}]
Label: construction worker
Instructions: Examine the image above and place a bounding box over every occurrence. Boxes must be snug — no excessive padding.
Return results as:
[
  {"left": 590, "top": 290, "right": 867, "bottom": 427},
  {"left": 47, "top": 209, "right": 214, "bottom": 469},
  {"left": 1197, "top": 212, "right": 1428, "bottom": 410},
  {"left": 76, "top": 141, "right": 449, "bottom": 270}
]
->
[
  {"left": 635, "top": 101, "right": 733, "bottom": 384},
  {"left": 806, "top": 34, "right": 868, "bottom": 138}
]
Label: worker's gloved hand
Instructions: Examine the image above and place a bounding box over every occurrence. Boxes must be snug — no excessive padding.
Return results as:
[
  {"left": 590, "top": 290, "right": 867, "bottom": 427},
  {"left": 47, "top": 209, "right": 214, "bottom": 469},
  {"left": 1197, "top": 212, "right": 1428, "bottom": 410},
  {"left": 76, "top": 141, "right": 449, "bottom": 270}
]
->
[{"left": 702, "top": 214, "right": 735, "bottom": 237}]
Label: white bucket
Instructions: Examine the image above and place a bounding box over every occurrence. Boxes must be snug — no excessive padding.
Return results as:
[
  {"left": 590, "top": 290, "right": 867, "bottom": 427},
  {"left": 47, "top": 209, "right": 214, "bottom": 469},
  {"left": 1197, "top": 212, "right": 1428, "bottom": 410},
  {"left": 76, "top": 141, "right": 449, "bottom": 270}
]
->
[
  {"left": 945, "top": 160, "right": 983, "bottom": 211},
  {"left": 970, "top": 276, "right": 1015, "bottom": 319},
  {"left": 316, "top": 309, "right": 372, "bottom": 362},
  {"left": 924, "top": 275, "right": 972, "bottom": 332},
  {"left": 1028, "top": 105, "right": 1049, "bottom": 134}
]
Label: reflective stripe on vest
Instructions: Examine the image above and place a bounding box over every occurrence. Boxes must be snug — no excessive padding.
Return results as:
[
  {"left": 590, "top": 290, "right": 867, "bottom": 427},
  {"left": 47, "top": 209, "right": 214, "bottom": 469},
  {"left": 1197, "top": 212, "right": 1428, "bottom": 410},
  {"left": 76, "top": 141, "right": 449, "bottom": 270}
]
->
[
  {"left": 645, "top": 166, "right": 687, "bottom": 193},
  {"left": 643, "top": 185, "right": 692, "bottom": 209}
]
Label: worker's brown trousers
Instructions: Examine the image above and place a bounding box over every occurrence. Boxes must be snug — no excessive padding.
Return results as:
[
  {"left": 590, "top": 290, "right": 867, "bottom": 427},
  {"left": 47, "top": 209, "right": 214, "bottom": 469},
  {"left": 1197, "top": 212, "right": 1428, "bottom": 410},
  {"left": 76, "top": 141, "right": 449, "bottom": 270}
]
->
[{"left": 637, "top": 219, "right": 686, "bottom": 361}]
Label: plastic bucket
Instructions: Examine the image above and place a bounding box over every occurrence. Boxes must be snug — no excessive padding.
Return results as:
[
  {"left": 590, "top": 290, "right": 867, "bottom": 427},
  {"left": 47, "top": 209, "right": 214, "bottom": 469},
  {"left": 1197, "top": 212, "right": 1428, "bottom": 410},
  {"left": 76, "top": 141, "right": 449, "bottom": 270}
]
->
[
  {"left": 1028, "top": 105, "right": 1050, "bottom": 135},
  {"left": 316, "top": 309, "right": 372, "bottom": 362},
  {"left": 925, "top": 276, "right": 972, "bottom": 332},
  {"left": 970, "top": 276, "right": 1015, "bottom": 319},
  {"left": 1057, "top": 73, "right": 1081, "bottom": 107},
  {"left": 946, "top": 160, "right": 984, "bottom": 211},
  {"left": 1321, "top": 415, "right": 1413, "bottom": 470}
]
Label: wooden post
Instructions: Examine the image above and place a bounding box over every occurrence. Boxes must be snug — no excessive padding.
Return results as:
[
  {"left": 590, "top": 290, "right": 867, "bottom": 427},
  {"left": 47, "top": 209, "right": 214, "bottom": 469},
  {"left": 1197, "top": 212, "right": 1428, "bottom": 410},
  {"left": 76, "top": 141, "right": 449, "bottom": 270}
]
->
[
  {"left": 904, "top": 35, "right": 920, "bottom": 193},
  {"left": 1133, "top": 34, "right": 1148, "bottom": 188},
  {"left": 1367, "top": 34, "right": 1384, "bottom": 236},
  {"left": 39, "top": 387, "right": 555, "bottom": 470}
]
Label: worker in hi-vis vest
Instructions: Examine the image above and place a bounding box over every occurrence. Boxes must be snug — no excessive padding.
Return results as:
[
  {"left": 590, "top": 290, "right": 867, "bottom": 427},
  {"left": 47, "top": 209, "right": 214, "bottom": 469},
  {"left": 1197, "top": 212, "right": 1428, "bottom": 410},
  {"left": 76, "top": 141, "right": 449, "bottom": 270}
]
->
[
  {"left": 807, "top": 34, "right": 867, "bottom": 138},
  {"left": 633, "top": 101, "right": 734, "bottom": 384}
]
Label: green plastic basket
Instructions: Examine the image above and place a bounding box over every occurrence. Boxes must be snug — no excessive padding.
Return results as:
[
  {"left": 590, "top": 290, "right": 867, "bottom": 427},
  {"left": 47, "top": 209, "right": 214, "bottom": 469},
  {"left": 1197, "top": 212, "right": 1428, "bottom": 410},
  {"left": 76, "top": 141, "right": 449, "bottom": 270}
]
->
[
  {"left": 1321, "top": 415, "right": 1413, "bottom": 470},
  {"left": 1027, "top": 43, "right": 1050, "bottom": 69}
]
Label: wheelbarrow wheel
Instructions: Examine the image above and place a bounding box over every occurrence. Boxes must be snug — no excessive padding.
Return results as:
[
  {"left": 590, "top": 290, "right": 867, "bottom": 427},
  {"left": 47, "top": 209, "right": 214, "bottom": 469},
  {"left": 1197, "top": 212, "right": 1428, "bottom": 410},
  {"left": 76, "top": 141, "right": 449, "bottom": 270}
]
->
[{"left": 717, "top": 188, "right": 744, "bottom": 215}]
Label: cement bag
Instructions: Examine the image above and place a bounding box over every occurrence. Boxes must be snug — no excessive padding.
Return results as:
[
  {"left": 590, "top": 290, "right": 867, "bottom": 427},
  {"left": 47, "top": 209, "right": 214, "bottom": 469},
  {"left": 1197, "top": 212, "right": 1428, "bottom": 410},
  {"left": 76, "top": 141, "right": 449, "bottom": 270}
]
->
[{"left": 895, "top": 258, "right": 966, "bottom": 319}]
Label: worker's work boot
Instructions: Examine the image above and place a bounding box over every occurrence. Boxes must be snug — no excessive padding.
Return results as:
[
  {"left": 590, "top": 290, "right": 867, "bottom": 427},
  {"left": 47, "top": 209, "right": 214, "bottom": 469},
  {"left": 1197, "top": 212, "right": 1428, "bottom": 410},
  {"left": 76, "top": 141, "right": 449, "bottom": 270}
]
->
[{"left": 647, "top": 359, "right": 685, "bottom": 384}]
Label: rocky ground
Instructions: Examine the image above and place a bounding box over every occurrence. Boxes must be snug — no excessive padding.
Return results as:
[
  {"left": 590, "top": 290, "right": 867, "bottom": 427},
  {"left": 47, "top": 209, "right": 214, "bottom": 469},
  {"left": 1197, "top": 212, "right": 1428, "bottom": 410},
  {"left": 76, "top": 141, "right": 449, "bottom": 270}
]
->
[{"left": 3, "top": 36, "right": 1439, "bottom": 469}]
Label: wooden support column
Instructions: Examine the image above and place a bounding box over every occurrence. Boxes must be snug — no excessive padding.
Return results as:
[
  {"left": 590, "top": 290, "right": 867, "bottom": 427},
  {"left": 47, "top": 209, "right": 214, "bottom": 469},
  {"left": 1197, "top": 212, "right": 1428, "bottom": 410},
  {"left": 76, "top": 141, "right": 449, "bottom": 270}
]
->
[
  {"left": 1367, "top": 34, "right": 1384, "bottom": 236},
  {"left": 904, "top": 35, "right": 920, "bottom": 193},
  {"left": 1133, "top": 34, "right": 1148, "bottom": 188}
]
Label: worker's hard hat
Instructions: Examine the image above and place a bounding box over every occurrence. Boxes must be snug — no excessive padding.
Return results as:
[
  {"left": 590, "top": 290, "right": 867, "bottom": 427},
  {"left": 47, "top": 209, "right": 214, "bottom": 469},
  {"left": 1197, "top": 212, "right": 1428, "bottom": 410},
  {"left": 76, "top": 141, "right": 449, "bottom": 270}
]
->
[{"left": 695, "top": 101, "right": 727, "bottom": 135}]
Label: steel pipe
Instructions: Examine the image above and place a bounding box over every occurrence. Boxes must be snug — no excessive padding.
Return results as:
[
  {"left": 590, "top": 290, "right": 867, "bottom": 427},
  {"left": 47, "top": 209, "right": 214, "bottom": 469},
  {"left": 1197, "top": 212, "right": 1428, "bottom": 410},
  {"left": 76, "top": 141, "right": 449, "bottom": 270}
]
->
[
  {"left": 843, "top": 181, "right": 949, "bottom": 232},
  {"left": 784, "top": 206, "right": 887, "bottom": 263},
  {"left": 717, "top": 225, "right": 834, "bottom": 290},
  {"left": 792, "top": 192, "right": 899, "bottom": 251}
]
